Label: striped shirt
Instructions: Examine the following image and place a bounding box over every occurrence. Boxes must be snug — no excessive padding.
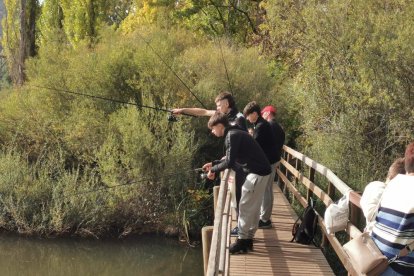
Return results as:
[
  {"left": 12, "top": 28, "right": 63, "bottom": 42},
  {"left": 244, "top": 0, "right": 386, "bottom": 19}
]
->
[{"left": 371, "top": 174, "right": 414, "bottom": 274}]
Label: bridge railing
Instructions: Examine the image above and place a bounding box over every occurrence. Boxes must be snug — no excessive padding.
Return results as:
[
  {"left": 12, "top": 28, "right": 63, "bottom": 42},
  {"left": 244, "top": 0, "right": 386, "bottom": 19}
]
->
[
  {"left": 203, "top": 169, "right": 234, "bottom": 276},
  {"left": 202, "top": 145, "right": 364, "bottom": 275},
  {"left": 279, "top": 145, "right": 364, "bottom": 275}
]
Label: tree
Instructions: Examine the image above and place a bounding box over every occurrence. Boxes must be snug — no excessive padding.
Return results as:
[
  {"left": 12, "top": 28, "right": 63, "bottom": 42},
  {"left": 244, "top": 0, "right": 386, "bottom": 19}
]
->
[
  {"left": 120, "top": 0, "right": 266, "bottom": 43},
  {"left": 37, "top": 0, "right": 65, "bottom": 46},
  {"left": 175, "top": 0, "right": 264, "bottom": 39},
  {"left": 39, "top": 0, "right": 135, "bottom": 47},
  {"left": 2, "top": 0, "right": 39, "bottom": 85},
  {"left": 264, "top": 0, "right": 414, "bottom": 188}
]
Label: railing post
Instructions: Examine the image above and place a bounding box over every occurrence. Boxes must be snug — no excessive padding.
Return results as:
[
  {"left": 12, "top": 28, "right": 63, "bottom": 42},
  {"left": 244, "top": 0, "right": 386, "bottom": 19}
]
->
[
  {"left": 349, "top": 192, "right": 362, "bottom": 234},
  {"left": 307, "top": 167, "right": 315, "bottom": 203},
  {"left": 213, "top": 185, "right": 220, "bottom": 213},
  {"left": 321, "top": 182, "right": 336, "bottom": 248},
  {"left": 202, "top": 226, "right": 214, "bottom": 276},
  {"left": 327, "top": 182, "right": 336, "bottom": 200},
  {"left": 291, "top": 158, "right": 300, "bottom": 204},
  {"left": 276, "top": 154, "right": 282, "bottom": 188},
  {"left": 283, "top": 154, "right": 291, "bottom": 195},
  {"left": 276, "top": 163, "right": 281, "bottom": 187}
]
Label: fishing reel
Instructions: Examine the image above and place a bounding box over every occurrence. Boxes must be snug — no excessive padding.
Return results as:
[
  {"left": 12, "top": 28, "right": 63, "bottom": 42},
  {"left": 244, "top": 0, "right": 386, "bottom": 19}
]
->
[
  {"left": 194, "top": 168, "right": 208, "bottom": 180},
  {"left": 167, "top": 112, "right": 178, "bottom": 122},
  {"left": 200, "top": 172, "right": 208, "bottom": 180}
]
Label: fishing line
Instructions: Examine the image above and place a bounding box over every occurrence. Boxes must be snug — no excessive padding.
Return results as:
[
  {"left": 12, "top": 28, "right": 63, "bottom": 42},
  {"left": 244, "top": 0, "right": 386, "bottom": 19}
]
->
[
  {"left": 0, "top": 168, "right": 206, "bottom": 212},
  {"left": 135, "top": 32, "right": 208, "bottom": 109},
  {"left": 1, "top": 166, "right": 211, "bottom": 207},
  {"left": 216, "top": 37, "right": 234, "bottom": 96},
  {"left": 63, "top": 168, "right": 205, "bottom": 199}
]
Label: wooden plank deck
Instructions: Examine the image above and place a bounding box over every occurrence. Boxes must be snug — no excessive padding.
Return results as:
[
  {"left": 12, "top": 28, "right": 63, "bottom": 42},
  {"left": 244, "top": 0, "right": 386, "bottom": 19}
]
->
[{"left": 229, "top": 184, "right": 334, "bottom": 275}]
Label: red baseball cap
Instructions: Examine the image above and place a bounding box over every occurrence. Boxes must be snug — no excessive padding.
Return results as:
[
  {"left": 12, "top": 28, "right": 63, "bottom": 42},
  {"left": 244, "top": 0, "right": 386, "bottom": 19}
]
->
[{"left": 261, "top": 105, "right": 276, "bottom": 115}]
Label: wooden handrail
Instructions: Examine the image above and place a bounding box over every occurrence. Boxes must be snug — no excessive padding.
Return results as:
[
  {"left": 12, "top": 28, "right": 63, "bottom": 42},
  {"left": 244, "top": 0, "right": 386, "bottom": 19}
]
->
[
  {"left": 283, "top": 146, "right": 353, "bottom": 196},
  {"left": 206, "top": 169, "right": 234, "bottom": 276},
  {"left": 204, "top": 146, "right": 365, "bottom": 275},
  {"left": 279, "top": 145, "right": 363, "bottom": 275}
]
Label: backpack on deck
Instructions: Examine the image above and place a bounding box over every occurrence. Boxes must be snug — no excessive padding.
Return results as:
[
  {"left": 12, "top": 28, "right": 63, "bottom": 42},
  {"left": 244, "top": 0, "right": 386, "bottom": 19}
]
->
[{"left": 291, "top": 198, "right": 318, "bottom": 246}]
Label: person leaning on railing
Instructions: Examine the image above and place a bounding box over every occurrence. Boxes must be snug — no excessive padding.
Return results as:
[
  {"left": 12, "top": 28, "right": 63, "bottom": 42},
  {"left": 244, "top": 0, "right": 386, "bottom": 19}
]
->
[
  {"left": 202, "top": 111, "right": 271, "bottom": 254},
  {"left": 370, "top": 141, "right": 414, "bottom": 275},
  {"left": 360, "top": 157, "right": 406, "bottom": 233},
  {"left": 172, "top": 91, "right": 248, "bottom": 224}
]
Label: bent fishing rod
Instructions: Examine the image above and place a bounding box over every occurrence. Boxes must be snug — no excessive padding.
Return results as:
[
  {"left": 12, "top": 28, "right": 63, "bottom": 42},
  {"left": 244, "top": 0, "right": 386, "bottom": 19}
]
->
[{"left": 32, "top": 85, "right": 195, "bottom": 122}]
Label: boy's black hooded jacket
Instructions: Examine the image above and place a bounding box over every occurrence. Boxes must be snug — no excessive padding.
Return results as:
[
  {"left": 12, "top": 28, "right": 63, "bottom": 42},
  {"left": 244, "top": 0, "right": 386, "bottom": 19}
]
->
[{"left": 211, "top": 126, "right": 271, "bottom": 176}]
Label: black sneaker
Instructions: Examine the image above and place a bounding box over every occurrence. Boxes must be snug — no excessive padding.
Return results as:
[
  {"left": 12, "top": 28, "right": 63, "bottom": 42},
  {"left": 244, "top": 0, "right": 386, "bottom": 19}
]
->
[
  {"left": 246, "top": 239, "right": 253, "bottom": 251},
  {"left": 229, "top": 239, "right": 253, "bottom": 254},
  {"left": 230, "top": 226, "right": 238, "bottom": 236},
  {"left": 258, "top": 219, "right": 272, "bottom": 229}
]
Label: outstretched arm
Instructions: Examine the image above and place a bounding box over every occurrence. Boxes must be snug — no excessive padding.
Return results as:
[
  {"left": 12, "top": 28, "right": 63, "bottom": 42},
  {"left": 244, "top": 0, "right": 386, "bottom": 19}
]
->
[{"left": 171, "top": 107, "right": 215, "bottom": 117}]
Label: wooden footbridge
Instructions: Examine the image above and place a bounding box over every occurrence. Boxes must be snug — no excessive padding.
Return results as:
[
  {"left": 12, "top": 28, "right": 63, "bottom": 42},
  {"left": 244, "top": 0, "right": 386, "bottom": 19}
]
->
[{"left": 202, "top": 145, "right": 365, "bottom": 276}]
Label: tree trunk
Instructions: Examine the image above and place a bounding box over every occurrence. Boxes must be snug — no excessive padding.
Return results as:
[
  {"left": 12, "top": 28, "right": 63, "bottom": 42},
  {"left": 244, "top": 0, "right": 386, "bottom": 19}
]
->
[
  {"left": 28, "top": 0, "right": 37, "bottom": 57},
  {"left": 17, "top": 0, "right": 27, "bottom": 86}
]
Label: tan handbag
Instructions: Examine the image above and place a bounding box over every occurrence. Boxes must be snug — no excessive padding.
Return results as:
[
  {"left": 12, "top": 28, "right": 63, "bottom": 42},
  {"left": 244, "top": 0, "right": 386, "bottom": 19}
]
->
[
  {"left": 343, "top": 232, "right": 388, "bottom": 276},
  {"left": 343, "top": 188, "right": 388, "bottom": 276},
  {"left": 344, "top": 232, "right": 414, "bottom": 276},
  {"left": 345, "top": 187, "right": 414, "bottom": 275}
]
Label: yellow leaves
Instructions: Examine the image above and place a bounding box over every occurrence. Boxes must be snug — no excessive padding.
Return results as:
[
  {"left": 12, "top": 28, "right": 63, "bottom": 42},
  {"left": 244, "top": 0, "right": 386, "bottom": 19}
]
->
[
  {"left": 187, "top": 189, "right": 209, "bottom": 203},
  {"left": 259, "top": 1, "right": 268, "bottom": 10},
  {"left": 120, "top": 0, "right": 171, "bottom": 34}
]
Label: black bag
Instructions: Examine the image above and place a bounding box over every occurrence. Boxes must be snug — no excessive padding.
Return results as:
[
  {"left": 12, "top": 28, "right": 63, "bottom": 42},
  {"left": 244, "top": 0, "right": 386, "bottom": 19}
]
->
[{"left": 291, "top": 198, "right": 318, "bottom": 245}]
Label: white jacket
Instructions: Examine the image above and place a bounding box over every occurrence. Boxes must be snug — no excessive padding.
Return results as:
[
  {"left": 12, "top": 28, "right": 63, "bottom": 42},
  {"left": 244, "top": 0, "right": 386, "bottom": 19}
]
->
[{"left": 360, "top": 181, "right": 386, "bottom": 233}]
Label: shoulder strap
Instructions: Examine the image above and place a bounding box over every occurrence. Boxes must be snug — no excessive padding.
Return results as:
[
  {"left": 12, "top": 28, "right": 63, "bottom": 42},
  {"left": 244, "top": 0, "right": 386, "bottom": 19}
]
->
[
  {"left": 290, "top": 204, "right": 310, "bottom": 242},
  {"left": 399, "top": 240, "right": 414, "bottom": 257}
]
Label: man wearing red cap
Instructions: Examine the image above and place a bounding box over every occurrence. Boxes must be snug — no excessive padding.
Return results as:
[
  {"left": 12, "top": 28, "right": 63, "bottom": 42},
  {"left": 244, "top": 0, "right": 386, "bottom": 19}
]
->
[
  {"left": 261, "top": 105, "right": 285, "bottom": 165},
  {"left": 243, "top": 102, "right": 281, "bottom": 229},
  {"left": 259, "top": 105, "right": 285, "bottom": 227}
]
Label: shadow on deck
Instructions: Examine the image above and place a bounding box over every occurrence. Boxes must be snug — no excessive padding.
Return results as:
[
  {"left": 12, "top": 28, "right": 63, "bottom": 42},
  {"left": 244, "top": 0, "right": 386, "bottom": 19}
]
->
[{"left": 229, "top": 185, "right": 334, "bottom": 275}]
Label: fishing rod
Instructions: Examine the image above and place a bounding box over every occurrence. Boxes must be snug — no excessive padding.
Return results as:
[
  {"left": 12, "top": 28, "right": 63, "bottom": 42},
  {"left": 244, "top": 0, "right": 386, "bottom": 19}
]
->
[
  {"left": 216, "top": 37, "right": 234, "bottom": 96},
  {"left": 32, "top": 85, "right": 195, "bottom": 122},
  {"left": 136, "top": 32, "right": 208, "bottom": 109}
]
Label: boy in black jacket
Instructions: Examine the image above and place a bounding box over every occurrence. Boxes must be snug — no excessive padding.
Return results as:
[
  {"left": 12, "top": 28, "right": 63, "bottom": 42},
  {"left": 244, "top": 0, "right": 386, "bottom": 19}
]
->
[
  {"left": 261, "top": 105, "right": 285, "bottom": 165},
  {"left": 244, "top": 102, "right": 280, "bottom": 229},
  {"left": 203, "top": 112, "right": 271, "bottom": 253}
]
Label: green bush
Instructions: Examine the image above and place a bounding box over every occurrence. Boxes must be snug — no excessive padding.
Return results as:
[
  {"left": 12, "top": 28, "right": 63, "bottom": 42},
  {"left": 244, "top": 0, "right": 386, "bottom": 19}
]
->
[{"left": 0, "top": 24, "right": 279, "bottom": 237}]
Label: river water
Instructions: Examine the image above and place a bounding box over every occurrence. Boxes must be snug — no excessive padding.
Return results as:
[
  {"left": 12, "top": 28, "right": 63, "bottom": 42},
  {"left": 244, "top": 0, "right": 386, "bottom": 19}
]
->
[{"left": 0, "top": 234, "right": 203, "bottom": 276}]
